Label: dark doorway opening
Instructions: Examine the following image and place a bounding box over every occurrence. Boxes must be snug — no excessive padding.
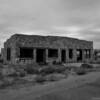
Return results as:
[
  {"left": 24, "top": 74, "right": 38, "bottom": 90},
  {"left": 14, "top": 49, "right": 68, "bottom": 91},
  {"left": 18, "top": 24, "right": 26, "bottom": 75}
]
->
[
  {"left": 20, "top": 47, "right": 33, "bottom": 58},
  {"left": 48, "top": 49, "right": 58, "bottom": 58},
  {"left": 69, "top": 49, "right": 73, "bottom": 59},
  {"left": 36, "top": 49, "right": 46, "bottom": 63},
  {"left": 7, "top": 48, "right": 11, "bottom": 61},
  {"left": 77, "top": 49, "right": 82, "bottom": 62},
  {"left": 61, "top": 49, "right": 66, "bottom": 63}
]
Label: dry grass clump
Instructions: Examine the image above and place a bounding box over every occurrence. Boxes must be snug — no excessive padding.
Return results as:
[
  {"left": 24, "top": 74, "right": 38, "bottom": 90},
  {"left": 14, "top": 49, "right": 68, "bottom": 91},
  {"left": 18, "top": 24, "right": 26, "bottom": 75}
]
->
[{"left": 45, "top": 73, "right": 67, "bottom": 81}]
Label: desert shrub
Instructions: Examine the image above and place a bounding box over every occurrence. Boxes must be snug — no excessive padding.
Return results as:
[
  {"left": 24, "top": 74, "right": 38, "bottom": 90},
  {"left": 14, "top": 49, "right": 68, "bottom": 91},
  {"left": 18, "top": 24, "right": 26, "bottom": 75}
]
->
[
  {"left": 45, "top": 74, "right": 66, "bottom": 81},
  {"left": 46, "top": 74, "right": 57, "bottom": 81},
  {"left": 93, "top": 60, "right": 100, "bottom": 64},
  {"left": 25, "top": 67, "right": 37, "bottom": 74},
  {"left": 1, "top": 67, "right": 17, "bottom": 77},
  {"left": 76, "top": 68, "right": 87, "bottom": 75},
  {"left": 54, "top": 66, "right": 67, "bottom": 73},
  {"left": 62, "top": 69, "right": 69, "bottom": 76},
  {"left": 0, "top": 63, "right": 3, "bottom": 68},
  {"left": 22, "top": 75, "right": 37, "bottom": 82},
  {"left": 14, "top": 67, "right": 26, "bottom": 77},
  {"left": 40, "top": 66, "right": 55, "bottom": 75},
  {"left": 19, "top": 73, "right": 26, "bottom": 77},
  {"left": 0, "top": 77, "right": 15, "bottom": 88},
  {"left": 24, "top": 64, "right": 40, "bottom": 74},
  {"left": 35, "top": 75, "right": 46, "bottom": 83},
  {"left": 40, "top": 65, "right": 67, "bottom": 75},
  {"left": 15, "top": 78, "right": 28, "bottom": 84},
  {"left": 70, "top": 66, "right": 79, "bottom": 72},
  {"left": 80, "top": 63, "right": 93, "bottom": 69},
  {"left": 8, "top": 65, "right": 27, "bottom": 77},
  {"left": 8, "top": 72, "right": 18, "bottom": 77},
  {"left": 17, "top": 70, "right": 26, "bottom": 77}
]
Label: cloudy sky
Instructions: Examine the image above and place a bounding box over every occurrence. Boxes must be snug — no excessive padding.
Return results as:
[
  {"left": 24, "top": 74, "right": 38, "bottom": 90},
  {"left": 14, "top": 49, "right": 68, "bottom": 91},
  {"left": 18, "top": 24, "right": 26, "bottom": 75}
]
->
[{"left": 0, "top": 0, "right": 100, "bottom": 49}]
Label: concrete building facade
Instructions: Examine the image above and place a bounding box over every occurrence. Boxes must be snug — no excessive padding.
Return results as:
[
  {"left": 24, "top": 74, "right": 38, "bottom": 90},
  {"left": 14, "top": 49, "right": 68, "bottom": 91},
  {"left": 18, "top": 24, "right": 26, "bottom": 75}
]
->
[{"left": 2, "top": 34, "right": 93, "bottom": 65}]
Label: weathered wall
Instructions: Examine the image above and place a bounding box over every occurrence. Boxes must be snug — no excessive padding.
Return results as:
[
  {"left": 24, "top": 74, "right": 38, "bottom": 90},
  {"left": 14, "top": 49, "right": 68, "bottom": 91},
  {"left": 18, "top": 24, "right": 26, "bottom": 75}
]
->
[
  {"left": 2, "top": 36, "right": 17, "bottom": 64},
  {"left": 2, "top": 34, "right": 93, "bottom": 64},
  {"left": 14, "top": 34, "right": 93, "bottom": 49}
]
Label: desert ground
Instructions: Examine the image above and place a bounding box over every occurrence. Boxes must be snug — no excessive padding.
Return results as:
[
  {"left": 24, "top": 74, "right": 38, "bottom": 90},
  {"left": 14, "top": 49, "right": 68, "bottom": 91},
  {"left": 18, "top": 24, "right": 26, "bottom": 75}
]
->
[{"left": 0, "top": 71, "right": 100, "bottom": 100}]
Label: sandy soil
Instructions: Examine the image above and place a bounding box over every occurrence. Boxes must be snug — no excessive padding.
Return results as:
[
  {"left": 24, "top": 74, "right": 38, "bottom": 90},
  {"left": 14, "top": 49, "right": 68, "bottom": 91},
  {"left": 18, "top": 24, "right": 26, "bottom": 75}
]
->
[{"left": 0, "top": 72, "right": 100, "bottom": 100}]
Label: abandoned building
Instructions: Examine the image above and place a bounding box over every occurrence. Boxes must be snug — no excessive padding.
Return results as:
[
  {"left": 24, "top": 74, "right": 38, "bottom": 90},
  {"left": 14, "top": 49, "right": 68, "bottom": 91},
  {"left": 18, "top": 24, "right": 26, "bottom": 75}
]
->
[{"left": 1, "top": 34, "right": 93, "bottom": 64}]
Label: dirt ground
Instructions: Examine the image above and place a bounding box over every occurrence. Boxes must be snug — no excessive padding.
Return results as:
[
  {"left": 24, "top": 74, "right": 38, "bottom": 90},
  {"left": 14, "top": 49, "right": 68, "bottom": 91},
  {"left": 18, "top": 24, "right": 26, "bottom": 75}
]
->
[{"left": 0, "top": 72, "right": 100, "bottom": 100}]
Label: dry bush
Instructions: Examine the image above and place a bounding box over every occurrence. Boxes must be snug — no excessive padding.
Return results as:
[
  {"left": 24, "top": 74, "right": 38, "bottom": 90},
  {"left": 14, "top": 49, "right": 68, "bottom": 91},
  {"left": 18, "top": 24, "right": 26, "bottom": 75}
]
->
[
  {"left": 0, "top": 63, "right": 3, "bottom": 68},
  {"left": 24, "top": 64, "right": 41, "bottom": 74},
  {"left": 35, "top": 75, "right": 46, "bottom": 83},
  {"left": 45, "top": 73, "right": 67, "bottom": 81},
  {"left": 76, "top": 68, "right": 87, "bottom": 75},
  {"left": 40, "top": 66, "right": 55, "bottom": 75},
  {"left": 80, "top": 63, "right": 93, "bottom": 69},
  {"left": 1, "top": 67, "right": 17, "bottom": 77},
  {"left": 0, "top": 77, "right": 15, "bottom": 89},
  {"left": 22, "top": 75, "right": 37, "bottom": 82},
  {"left": 40, "top": 65, "right": 67, "bottom": 75}
]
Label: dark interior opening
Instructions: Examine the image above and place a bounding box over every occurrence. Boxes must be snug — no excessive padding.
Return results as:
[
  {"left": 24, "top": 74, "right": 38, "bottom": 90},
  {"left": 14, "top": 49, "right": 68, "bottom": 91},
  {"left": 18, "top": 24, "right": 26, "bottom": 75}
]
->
[
  {"left": 77, "top": 49, "right": 82, "bottom": 62},
  {"left": 61, "top": 49, "right": 66, "bottom": 63},
  {"left": 20, "top": 47, "right": 33, "bottom": 58},
  {"left": 48, "top": 49, "right": 58, "bottom": 58},
  {"left": 69, "top": 49, "right": 73, "bottom": 59},
  {"left": 36, "top": 49, "right": 46, "bottom": 63},
  {"left": 7, "top": 48, "right": 11, "bottom": 61}
]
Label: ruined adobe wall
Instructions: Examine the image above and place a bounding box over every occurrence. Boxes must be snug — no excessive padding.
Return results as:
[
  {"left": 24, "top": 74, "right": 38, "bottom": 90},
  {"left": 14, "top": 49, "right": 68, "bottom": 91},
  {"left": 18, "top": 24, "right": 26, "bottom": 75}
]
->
[
  {"left": 14, "top": 34, "right": 93, "bottom": 64},
  {"left": 2, "top": 34, "right": 93, "bottom": 64},
  {"left": 14, "top": 34, "right": 93, "bottom": 49},
  {"left": 2, "top": 36, "right": 17, "bottom": 64}
]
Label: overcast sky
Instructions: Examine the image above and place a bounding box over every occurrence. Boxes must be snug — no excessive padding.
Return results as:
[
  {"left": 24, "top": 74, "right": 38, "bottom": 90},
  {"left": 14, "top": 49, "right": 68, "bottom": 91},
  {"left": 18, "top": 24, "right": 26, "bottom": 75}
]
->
[{"left": 0, "top": 0, "right": 100, "bottom": 49}]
